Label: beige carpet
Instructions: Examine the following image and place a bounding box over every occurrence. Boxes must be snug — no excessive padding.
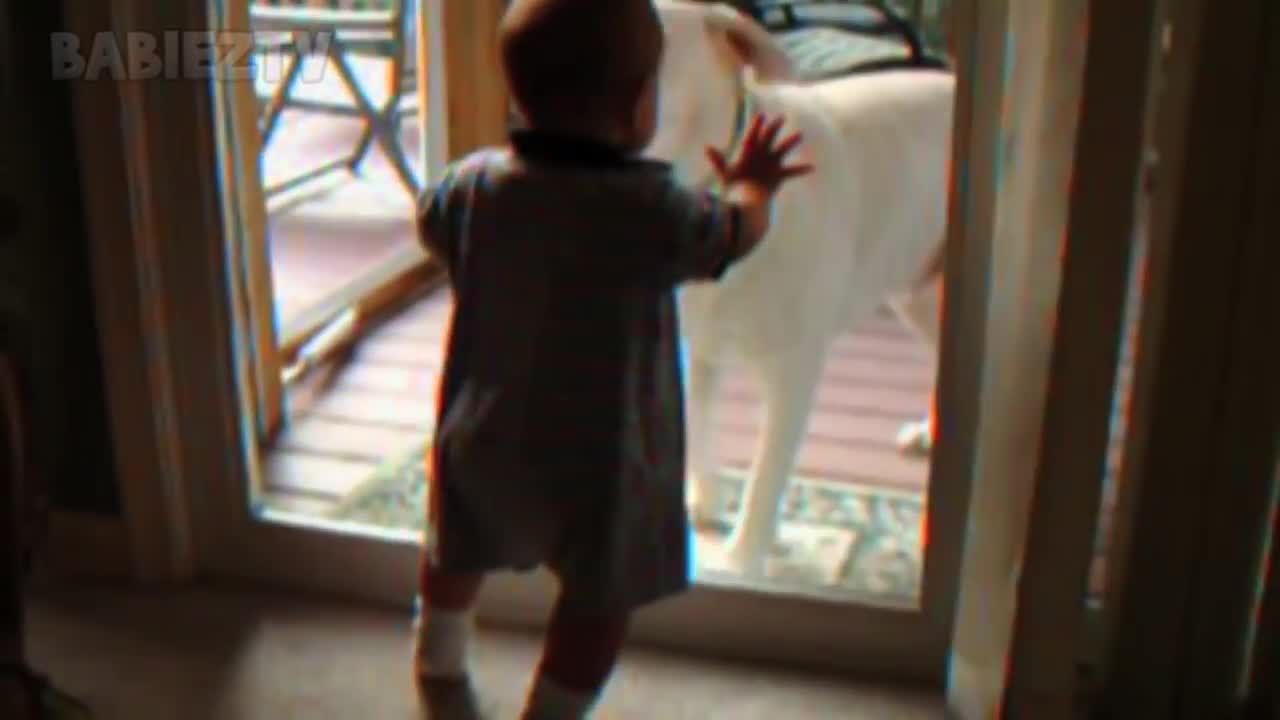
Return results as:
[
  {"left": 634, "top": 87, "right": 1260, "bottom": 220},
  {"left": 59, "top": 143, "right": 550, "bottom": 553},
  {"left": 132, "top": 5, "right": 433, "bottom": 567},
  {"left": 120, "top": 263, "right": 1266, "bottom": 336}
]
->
[{"left": 23, "top": 581, "right": 942, "bottom": 719}]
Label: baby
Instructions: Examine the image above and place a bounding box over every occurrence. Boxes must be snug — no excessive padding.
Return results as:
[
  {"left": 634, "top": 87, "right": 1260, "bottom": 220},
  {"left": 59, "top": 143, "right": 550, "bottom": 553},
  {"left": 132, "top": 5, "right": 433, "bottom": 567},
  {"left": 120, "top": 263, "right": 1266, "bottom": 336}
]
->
[{"left": 412, "top": 1, "right": 809, "bottom": 717}]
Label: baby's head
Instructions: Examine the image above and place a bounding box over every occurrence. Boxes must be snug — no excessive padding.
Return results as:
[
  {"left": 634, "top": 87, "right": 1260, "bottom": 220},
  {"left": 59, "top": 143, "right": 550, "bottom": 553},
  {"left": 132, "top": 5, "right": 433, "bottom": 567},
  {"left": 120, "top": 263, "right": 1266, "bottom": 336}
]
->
[{"left": 499, "top": 0, "right": 665, "bottom": 153}]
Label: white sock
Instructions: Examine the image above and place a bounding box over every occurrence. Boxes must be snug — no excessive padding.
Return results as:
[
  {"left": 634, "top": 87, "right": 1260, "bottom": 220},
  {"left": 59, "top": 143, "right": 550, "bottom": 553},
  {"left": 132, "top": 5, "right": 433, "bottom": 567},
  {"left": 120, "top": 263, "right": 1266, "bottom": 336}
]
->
[
  {"left": 413, "top": 606, "right": 474, "bottom": 679},
  {"left": 522, "top": 675, "right": 599, "bottom": 720}
]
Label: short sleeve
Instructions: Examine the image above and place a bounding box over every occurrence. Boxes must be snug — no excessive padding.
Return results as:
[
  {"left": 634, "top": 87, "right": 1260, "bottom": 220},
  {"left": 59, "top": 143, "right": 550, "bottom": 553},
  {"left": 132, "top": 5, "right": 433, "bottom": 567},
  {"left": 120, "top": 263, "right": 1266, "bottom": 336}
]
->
[
  {"left": 416, "top": 165, "right": 459, "bottom": 266},
  {"left": 417, "top": 153, "right": 495, "bottom": 273},
  {"left": 661, "top": 182, "right": 748, "bottom": 282},
  {"left": 573, "top": 174, "right": 750, "bottom": 287}
]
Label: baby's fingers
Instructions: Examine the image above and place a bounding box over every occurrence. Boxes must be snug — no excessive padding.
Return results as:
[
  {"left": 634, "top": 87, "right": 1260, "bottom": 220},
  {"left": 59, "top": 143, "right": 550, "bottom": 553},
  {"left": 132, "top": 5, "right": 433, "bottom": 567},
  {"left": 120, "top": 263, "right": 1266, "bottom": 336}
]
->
[
  {"left": 771, "top": 130, "right": 805, "bottom": 159},
  {"left": 739, "top": 113, "right": 767, "bottom": 155},
  {"left": 705, "top": 146, "right": 729, "bottom": 177},
  {"left": 759, "top": 115, "right": 786, "bottom": 150},
  {"left": 779, "top": 162, "right": 815, "bottom": 180}
]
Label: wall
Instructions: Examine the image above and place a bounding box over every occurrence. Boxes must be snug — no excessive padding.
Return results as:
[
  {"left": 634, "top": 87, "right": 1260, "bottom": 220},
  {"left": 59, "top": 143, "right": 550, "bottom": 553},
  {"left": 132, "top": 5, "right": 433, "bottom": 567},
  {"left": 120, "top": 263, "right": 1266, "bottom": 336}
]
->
[{"left": 1, "top": 0, "right": 121, "bottom": 515}]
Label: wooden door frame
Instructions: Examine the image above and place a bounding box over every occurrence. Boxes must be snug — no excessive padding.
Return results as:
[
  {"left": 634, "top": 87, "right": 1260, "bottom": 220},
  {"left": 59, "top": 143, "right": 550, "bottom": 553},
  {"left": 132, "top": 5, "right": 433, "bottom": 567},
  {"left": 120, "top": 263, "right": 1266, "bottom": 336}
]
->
[
  {"left": 942, "top": 0, "right": 1166, "bottom": 714},
  {"left": 59, "top": 0, "right": 509, "bottom": 581},
  {"left": 216, "top": 0, "right": 286, "bottom": 444},
  {"left": 59, "top": 0, "right": 206, "bottom": 582},
  {"left": 1093, "top": 0, "right": 1280, "bottom": 714},
  {"left": 1001, "top": 0, "right": 1164, "bottom": 710}
]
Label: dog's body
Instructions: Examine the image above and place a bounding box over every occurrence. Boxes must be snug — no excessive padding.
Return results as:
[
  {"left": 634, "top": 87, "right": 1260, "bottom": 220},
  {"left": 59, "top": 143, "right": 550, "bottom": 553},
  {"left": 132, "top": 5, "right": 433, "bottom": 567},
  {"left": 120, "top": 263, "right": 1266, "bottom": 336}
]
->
[{"left": 651, "top": 2, "right": 952, "bottom": 576}]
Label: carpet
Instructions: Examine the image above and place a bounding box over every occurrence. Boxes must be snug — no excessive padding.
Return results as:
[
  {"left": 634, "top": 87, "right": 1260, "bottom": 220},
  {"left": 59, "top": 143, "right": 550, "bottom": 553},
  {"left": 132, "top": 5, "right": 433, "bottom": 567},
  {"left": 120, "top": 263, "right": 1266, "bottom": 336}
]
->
[
  {"left": 328, "top": 442, "right": 926, "bottom": 600},
  {"left": 28, "top": 584, "right": 946, "bottom": 718}
]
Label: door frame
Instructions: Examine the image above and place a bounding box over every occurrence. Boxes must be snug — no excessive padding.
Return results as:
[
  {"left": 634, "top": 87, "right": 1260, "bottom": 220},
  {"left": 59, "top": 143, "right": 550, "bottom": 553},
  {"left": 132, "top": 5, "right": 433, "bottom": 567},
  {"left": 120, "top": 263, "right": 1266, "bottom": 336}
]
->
[
  {"left": 69, "top": 0, "right": 1152, "bottom": 686},
  {"left": 999, "top": 0, "right": 1165, "bottom": 709},
  {"left": 216, "top": 0, "right": 284, "bottom": 442},
  {"left": 1094, "top": 0, "right": 1280, "bottom": 714},
  {"left": 941, "top": 0, "right": 1167, "bottom": 713}
]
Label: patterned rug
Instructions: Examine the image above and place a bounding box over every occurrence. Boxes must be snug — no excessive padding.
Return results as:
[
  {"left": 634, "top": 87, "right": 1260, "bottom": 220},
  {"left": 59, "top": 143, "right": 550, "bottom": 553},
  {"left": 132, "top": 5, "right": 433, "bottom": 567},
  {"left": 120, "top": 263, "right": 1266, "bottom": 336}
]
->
[{"left": 328, "top": 442, "right": 926, "bottom": 600}]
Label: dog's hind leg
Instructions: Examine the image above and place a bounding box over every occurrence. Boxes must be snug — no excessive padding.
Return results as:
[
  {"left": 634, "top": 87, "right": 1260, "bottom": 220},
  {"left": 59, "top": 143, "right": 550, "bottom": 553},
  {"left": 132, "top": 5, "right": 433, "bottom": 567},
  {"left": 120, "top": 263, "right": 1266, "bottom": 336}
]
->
[
  {"left": 886, "top": 272, "right": 943, "bottom": 456},
  {"left": 721, "top": 343, "right": 826, "bottom": 579},
  {"left": 686, "top": 353, "right": 730, "bottom": 532},
  {"left": 891, "top": 271, "right": 943, "bottom": 349}
]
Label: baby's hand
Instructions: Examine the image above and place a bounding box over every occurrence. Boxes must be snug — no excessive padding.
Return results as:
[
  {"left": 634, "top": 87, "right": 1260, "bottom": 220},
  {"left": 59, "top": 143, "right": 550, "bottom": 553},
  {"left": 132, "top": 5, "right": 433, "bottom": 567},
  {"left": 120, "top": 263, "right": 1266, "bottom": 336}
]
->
[{"left": 705, "top": 113, "right": 813, "bottom": 194}]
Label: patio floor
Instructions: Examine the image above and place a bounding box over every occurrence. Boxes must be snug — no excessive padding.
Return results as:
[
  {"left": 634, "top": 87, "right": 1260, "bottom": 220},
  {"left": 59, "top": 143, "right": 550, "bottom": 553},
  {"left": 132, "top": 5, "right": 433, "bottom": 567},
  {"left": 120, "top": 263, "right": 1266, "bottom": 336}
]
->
[
  {"left": 258, "top": 52, "right": 422, "bottom": 326},
  {"left": 266, "top": 290, "right": 937, "bottom": 499}
]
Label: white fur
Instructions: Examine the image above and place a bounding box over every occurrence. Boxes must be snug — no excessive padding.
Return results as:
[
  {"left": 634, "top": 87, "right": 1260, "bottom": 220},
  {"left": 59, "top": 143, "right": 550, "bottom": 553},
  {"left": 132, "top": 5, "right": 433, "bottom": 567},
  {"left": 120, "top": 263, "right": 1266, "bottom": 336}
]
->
[{"left": 650, "top": 2, "right": 952, "bottom": 577}]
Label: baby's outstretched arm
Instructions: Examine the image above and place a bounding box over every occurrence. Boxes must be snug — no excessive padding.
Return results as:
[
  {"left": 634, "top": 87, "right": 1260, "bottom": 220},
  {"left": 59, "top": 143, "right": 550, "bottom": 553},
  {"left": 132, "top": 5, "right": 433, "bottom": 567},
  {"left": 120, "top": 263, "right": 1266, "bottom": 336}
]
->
[
  {"left": 586, "top": 112, "right": 812, "bottom": 287},
  {"left": 707, "top": 112, "right": 812, "bottom": 252},
  {"left": 719, "top": 180, "right": 773, "bottom": 254}
]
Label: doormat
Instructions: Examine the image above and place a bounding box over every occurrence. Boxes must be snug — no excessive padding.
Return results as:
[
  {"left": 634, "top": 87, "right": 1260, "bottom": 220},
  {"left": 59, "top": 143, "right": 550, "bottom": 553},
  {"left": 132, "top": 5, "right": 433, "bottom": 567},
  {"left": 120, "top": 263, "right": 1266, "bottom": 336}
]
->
[{"left": 328, "top": 443, "right": 926, "bottom": 599}]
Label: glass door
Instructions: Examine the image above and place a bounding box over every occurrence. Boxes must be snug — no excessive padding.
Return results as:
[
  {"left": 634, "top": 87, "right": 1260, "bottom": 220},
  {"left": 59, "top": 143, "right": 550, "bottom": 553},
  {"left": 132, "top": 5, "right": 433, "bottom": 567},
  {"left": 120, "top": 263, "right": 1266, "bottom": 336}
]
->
[
  {"left": 222, "top": 0, "right": 438, "bottom": 444},
  {"left": 171, "top": 0, "right": 1150, "bottom": 683}
]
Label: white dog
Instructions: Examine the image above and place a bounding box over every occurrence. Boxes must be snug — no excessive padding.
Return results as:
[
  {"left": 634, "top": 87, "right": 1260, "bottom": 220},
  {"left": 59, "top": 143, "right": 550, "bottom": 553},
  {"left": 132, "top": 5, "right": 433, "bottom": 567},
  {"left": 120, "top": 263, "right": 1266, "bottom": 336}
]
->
[{"left": 648, "top": 2, "right": 953, "bottom": 578}]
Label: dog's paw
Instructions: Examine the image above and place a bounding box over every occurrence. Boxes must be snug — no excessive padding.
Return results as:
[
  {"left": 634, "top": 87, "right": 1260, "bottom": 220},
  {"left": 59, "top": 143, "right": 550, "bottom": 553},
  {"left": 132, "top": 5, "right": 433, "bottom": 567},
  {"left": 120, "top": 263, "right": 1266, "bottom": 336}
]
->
[
  {"left": 895, "top": 420, "right": 933, "bottom": 457},
  {"left": 690, "top": 512, "right": 734, "bottom": 536},
  {"left": 719, "top": 530, "right": 772, "bottom": 580},
  {"left": 687, "top": 472, "right": 734, "bottom": 534}
]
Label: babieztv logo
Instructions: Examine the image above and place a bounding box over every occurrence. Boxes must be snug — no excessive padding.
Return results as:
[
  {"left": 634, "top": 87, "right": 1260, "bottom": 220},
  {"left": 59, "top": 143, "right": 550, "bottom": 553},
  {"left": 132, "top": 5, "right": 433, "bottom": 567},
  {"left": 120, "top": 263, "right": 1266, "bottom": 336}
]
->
[{"left": 49, "top": 31, "right": 334, "bottom": 81}]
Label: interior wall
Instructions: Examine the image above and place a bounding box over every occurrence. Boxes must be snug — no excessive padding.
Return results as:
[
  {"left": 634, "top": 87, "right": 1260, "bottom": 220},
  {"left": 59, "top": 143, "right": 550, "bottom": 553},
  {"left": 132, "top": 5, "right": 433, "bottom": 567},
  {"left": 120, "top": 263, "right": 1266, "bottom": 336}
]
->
[{"left": 0, "top": 0, "right": 120, "bottom": 515}]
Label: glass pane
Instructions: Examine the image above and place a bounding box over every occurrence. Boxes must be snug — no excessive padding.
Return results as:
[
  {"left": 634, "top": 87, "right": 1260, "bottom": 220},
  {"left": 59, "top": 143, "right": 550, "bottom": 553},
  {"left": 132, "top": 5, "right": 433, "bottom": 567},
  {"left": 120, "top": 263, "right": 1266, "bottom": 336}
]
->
[
  {"left": 251, "top": 0, "right": 425, "bottom": 334},
  {"left": 216, "top": 0, "right": 432, "bottom": 523},
  {"left": 661, "top": 0, "right": 960, "bottom": 606},
  {"left": 229, "top": 0, "right": 970, "bottom": 609}
]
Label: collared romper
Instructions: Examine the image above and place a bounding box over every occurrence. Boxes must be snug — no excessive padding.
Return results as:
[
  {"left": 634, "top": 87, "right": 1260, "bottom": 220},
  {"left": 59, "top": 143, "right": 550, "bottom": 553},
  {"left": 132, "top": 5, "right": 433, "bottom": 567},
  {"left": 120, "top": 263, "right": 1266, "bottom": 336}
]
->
[{"left": 417, "top": 131, "right": 749, "bottom": 612}]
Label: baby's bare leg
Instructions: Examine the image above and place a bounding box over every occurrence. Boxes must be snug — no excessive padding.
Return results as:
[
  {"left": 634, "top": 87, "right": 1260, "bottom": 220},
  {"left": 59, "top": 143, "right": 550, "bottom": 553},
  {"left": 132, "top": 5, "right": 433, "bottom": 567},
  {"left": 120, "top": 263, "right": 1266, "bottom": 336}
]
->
[
  {"left": 887, "top": 274, "right": 943, "bottom": 455},
  {"left": 413, "top": 562, "right": 485, "bottom": 681},
  {"left": 523, "top": 597, "right": 630, "bottom": 720}
]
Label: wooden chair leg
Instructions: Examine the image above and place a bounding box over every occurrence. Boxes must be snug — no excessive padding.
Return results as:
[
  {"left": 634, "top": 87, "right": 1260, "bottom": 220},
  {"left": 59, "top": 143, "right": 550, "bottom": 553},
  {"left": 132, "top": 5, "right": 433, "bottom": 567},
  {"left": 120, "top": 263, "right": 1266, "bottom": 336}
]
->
[
  {"left": 328, "top": 49, "right": 419, "bottom": 194},
  {"left": 258, "top": 43, "right": 307, "bottom": 146}
]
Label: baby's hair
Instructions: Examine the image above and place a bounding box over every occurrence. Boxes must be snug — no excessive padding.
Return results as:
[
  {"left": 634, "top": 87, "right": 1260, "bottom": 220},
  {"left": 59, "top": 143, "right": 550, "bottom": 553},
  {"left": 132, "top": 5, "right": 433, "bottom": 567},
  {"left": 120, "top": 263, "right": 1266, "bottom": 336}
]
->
[{"left": 499, "top": 0, "right": 664, "bottom": 129}]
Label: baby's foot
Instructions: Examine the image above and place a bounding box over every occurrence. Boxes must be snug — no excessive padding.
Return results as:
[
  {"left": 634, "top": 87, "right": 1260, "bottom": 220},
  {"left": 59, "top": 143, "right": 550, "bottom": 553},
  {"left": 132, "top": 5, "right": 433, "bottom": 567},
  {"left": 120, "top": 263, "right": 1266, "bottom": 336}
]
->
[
  {"left": 417, "top": 676, "right": 494, "bottom": 720},
  {"left": 521, "top": 675, "right": 602, "bottom": 720}
]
